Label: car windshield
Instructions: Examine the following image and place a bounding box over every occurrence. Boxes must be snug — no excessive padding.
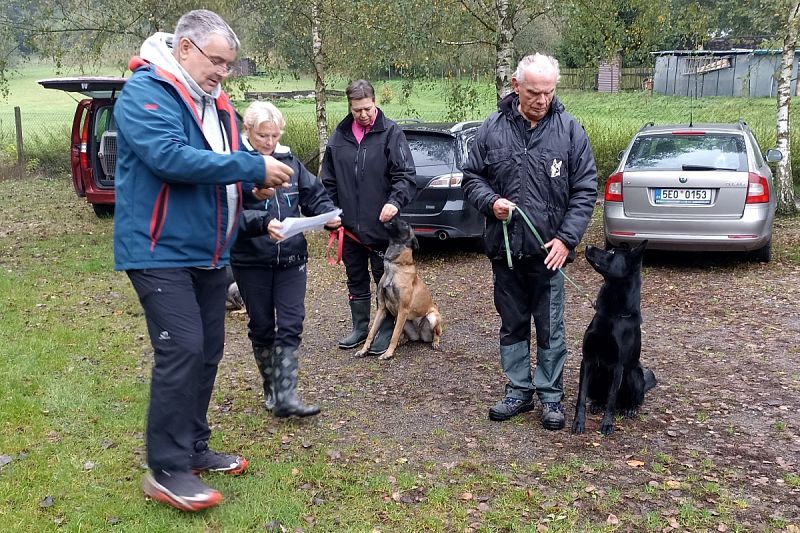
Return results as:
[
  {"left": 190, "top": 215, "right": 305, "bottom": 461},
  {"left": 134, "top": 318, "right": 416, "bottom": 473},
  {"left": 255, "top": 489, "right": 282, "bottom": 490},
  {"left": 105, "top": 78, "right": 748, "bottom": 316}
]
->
[
  {"left": 624, "top": 133, "right": 747, "bottom": 171},
  {"left": 405, "top": 133, "right": 455, "bottom": 167}
]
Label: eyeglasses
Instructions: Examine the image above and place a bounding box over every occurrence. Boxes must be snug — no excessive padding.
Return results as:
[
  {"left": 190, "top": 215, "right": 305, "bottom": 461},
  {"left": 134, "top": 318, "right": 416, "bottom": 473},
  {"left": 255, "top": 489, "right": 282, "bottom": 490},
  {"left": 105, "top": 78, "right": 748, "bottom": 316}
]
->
[{"left": 186, "top": 37, "right": 234, "bottom": 75}]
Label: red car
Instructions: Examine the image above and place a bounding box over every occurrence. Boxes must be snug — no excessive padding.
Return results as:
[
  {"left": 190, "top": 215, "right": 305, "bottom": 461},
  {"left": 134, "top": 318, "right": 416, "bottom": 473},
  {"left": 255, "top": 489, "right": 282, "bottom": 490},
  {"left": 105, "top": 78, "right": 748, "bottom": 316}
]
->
[{"left": 39, "top": 77, "right": 126, "bottom": 217}]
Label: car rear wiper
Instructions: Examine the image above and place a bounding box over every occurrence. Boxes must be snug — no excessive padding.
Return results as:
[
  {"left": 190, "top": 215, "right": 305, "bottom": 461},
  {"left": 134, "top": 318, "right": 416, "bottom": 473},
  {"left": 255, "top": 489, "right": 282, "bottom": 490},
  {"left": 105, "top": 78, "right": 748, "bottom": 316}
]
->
[{"left": 681, "top": 164, "right": 718, "bottom": 171}]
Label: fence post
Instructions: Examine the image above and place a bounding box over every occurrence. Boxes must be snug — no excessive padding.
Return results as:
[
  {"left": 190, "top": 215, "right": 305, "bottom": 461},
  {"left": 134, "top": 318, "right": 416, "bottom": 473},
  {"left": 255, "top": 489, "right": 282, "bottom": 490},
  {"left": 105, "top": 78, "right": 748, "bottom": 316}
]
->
[{"left": 14, "top": 106, "right": 24, "bottom": 178}]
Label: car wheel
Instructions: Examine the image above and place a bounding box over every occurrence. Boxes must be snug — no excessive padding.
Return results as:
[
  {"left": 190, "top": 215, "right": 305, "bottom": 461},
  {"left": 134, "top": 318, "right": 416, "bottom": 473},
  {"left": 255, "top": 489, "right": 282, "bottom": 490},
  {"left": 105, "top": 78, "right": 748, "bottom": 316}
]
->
[
  {"left": 92, "top": 204, "right": 115, "bottom": 218},
  {"left": 751, "top": 239, "right": 771, "bottom": 263}
]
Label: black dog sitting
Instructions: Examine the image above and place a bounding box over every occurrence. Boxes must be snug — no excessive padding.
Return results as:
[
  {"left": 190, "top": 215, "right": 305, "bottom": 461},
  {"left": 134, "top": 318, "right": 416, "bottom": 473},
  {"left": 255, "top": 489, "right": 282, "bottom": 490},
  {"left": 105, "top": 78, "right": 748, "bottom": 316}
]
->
[{"left": 572, "top": 240, "right": 656, "bottom": 436}]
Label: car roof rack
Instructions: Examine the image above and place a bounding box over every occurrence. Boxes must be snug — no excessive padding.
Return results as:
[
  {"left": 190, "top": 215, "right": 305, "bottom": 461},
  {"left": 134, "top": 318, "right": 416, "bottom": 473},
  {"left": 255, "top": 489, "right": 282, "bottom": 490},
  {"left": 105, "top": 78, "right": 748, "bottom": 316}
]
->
[
  {"left": 638, "top": 122, "right": 655, "bottom": 131},
  {"left": 451, "top": 120, "right": 483, "bottom": 132}
]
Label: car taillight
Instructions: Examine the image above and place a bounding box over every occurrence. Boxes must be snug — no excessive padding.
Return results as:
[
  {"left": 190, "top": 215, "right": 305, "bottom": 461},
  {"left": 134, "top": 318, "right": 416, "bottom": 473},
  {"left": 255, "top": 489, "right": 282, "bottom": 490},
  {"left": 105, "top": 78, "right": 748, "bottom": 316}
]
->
[
  {"left": 745, "top": 172, "right": 770, "bottom": 204},
  {"left": 604, "top": 172, "right": 623, "bottom": 202},
  {"left": 80, "top": 117, "right": 90, "bottom": 171},
  {"left": 426, "top": 172, "right": 463, "bottom": 188}
]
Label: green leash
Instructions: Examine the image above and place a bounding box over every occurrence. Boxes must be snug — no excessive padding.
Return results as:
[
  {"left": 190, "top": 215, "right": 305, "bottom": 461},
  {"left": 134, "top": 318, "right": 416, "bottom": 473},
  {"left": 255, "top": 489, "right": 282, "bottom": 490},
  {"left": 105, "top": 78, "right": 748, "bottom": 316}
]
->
[{"left": 501, "top": 206, "right": 595, "bottom": 307}]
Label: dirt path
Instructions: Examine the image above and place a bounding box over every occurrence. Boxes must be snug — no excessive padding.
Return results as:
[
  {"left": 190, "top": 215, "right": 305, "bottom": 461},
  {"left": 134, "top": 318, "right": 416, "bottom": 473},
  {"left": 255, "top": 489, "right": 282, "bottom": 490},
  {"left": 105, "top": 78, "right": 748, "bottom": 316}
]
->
[{"left": 220, "top": 219, "right": 800, "bottom": 528}]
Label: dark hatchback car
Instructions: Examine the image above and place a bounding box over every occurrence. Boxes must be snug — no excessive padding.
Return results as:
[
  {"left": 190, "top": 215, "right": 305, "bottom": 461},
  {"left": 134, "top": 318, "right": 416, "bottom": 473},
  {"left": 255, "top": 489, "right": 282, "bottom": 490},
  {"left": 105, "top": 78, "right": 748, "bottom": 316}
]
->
[
  {"left": 399, "top": 121, "right": 486, "bottom": 240},
  {"left": 39, "top": 76, "right": 126, "bottom": 217}
]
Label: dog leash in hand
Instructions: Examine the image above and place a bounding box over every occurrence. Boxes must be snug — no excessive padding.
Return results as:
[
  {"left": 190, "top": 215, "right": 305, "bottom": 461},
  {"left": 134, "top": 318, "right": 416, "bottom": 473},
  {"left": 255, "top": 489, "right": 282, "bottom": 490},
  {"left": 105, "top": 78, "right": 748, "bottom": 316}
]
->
[
  {"left": 502, "top": 206, "right": 595, "bottom": 308},
  {"left": 326, "top": 226, "right": 376, "bottom": 265}
]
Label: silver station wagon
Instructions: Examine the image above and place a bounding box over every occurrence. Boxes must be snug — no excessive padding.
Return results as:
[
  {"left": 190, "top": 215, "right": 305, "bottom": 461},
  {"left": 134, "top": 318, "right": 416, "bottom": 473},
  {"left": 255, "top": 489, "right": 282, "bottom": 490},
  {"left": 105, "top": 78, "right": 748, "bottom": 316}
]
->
[{"left": 603, "top": 122, "right": 782, "bottom": 262}]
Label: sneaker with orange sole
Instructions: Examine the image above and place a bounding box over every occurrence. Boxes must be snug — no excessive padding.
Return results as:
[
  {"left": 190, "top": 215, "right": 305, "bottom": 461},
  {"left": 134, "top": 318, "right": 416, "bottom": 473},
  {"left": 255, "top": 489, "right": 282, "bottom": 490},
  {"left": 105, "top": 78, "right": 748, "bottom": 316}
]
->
[
  {"left": 143, "top": 470, "right": 222, "bottom": 512},
  {"left": 190, "top": 441, "right": 248, "bottom": 475}
]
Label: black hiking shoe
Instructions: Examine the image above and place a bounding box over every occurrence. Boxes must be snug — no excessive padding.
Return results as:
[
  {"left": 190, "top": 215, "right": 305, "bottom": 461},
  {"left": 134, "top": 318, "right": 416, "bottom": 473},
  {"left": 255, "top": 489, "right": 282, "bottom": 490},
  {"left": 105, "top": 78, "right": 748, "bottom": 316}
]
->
[
  {"left": 541, "top": 401, "right": 566, "bottom": 430},
  {"left": 488, "top": 396, "right": 535, "bottom": 421},
  {"left": 190, "top": 441, "right": 248, "bottom": 475},
  {"left": 143, "top": 469, "right": 222, "bottom": 512}
]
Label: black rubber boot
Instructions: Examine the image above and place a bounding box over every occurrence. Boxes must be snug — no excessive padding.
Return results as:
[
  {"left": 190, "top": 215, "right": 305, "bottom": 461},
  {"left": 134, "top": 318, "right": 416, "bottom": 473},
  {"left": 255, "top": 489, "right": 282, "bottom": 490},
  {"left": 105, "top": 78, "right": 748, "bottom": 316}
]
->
[
  {"left": 338, "top": 297, "right": 370, "bottom": 349},
  {"left": 272, "top": 346, "right": 320, "bottom": 418},
  {"left": 366, "top": 314, "right": 397, "bottom": 356},
  {"left": 252, "top": 345, "right": 275, "bottom": 411}
]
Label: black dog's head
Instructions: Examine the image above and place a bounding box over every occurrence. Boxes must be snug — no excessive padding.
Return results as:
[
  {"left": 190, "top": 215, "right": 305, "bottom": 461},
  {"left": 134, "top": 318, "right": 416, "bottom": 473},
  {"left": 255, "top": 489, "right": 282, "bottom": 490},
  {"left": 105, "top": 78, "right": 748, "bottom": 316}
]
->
[
  {"left": 384, "top": 216, "right": 419, "bottom": 252},
  {"left": 585, "top": 240, "right": 648, "bottom": 280}
]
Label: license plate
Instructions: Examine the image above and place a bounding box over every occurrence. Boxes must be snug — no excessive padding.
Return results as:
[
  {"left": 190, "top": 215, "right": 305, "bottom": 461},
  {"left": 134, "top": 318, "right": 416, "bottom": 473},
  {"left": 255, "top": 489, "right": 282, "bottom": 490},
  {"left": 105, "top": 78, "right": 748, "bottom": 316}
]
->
[{"left": 654, "top": 188, "right": 712, "bottom": 205}]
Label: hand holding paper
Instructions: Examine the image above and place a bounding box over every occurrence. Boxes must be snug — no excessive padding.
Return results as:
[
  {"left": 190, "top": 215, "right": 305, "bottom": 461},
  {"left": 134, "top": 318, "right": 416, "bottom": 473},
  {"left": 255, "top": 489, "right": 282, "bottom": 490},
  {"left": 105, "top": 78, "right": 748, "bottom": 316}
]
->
[{"left": 274, "top": 209, "right": 342, "bottom": 241}]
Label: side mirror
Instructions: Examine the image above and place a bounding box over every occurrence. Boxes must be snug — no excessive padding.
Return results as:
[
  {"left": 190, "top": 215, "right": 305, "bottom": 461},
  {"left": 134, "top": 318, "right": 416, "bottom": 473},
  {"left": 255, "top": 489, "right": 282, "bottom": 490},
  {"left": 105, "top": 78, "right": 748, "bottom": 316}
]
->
[
  {"left": 617, "top": 150, "right": 625, "bottom": 161},
  {"left": 765, "top": 148, "right": 783, "bottom": 163}
]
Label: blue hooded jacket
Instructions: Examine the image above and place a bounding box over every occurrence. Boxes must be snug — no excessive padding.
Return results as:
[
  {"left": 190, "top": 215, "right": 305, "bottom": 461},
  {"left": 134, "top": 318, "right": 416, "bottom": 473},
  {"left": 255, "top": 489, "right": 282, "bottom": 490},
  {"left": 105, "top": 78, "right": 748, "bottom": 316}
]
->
[{"left": 113, "top": 52, "right": 267, "bottom": 271}]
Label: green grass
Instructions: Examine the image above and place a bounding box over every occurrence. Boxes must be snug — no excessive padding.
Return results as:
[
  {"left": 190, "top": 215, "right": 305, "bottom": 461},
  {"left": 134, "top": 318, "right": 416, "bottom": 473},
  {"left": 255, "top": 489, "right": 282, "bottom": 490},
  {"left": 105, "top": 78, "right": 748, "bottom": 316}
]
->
[{"left": 2, "top": 64, "right": 800, "bottom": 188}]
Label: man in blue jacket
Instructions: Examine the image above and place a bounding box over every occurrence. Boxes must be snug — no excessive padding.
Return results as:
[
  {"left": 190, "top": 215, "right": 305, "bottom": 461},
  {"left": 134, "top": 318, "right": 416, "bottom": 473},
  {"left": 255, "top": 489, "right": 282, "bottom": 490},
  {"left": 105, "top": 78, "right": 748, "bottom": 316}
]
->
[
  {"left": 113, "top": 10, "right": 293, "bottom": 511},
  {"left": 463, "top": 53, "right": 597, "bottom": 431}
]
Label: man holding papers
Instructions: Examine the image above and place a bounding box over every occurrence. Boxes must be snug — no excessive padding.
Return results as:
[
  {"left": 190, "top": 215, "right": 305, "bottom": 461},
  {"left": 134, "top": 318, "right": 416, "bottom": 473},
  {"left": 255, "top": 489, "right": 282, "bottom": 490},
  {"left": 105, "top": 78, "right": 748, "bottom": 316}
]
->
[{"left": 231, "top": 101, "right": 340, "bottom": 418}]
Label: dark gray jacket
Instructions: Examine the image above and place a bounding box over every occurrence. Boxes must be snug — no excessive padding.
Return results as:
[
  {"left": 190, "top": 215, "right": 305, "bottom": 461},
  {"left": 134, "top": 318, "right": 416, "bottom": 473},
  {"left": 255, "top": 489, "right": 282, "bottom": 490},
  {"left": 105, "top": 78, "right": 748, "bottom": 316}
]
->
[
  {"left": 320, "top": 109, "right": 416, "bottom": 246},
  {"left": 231, "top": 146, "right": 335, "bottom": 268},
  {"left": 462, "top": 94, "right": 598, "bottom": 262}
]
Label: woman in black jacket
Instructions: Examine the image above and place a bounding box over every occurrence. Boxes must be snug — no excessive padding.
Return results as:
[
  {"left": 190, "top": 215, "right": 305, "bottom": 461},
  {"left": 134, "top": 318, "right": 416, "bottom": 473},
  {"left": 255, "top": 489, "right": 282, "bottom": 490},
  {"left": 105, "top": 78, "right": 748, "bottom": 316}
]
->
[
  {"left": 231, "top": 101, "right": 340, "bottom": 417},
  {"left": 320, "top": 79, "right": 417, "bottom": 355}
]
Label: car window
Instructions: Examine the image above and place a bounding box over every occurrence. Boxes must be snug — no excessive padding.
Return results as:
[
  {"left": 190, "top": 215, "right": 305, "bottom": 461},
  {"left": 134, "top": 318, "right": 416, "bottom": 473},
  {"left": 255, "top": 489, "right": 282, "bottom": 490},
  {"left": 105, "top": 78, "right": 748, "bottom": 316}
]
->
[
  {"left": 405, "top": 133, "right": 455, "bottom": 167},
  {"left": 624, "top": 133, "right": 747, "bottom": 171},
  {"left": 94, "top": 105, "right": 116, "bottom": 142}
]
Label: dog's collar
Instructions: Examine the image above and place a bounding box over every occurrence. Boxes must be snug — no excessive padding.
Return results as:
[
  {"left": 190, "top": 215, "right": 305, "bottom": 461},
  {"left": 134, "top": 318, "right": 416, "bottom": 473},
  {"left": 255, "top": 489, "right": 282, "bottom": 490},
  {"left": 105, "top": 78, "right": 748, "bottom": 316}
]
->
[{"left": 595, "top": 309, "right": 641, "bottom": 320}]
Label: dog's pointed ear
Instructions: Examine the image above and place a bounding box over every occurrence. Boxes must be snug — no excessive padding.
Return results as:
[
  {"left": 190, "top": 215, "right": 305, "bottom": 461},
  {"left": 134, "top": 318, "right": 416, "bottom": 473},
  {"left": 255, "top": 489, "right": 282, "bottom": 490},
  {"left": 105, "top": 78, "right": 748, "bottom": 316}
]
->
[
  {"left": 633, "top": 240, "right": 648, "bottom": 255},
  {"left": 412, "top": 235, "right": 419, "bottom": 252}
]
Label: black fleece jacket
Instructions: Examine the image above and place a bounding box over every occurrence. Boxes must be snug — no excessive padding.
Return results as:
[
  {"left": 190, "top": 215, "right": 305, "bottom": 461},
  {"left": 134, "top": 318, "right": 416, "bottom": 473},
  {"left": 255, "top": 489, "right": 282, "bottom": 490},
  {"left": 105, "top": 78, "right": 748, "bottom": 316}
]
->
[
  {"left": 231, "top": 146, "right": 336, "bottom": 268},
  {"left": 320, "top": 108, "right": 417, "bottom": 246}
]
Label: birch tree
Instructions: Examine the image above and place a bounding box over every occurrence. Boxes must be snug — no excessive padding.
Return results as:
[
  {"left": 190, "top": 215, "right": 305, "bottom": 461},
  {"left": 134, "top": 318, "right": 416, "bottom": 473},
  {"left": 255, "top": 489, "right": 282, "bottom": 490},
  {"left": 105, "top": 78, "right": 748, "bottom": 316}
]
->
[
  {"left": 445, "top": 0, "right": 549, "bottom": 101},
  {"left": 310, "top": 0, "right": 327, "bottom": 166},
  {"left": 775, "top": 0, "right": 800, "bottom": 216}
]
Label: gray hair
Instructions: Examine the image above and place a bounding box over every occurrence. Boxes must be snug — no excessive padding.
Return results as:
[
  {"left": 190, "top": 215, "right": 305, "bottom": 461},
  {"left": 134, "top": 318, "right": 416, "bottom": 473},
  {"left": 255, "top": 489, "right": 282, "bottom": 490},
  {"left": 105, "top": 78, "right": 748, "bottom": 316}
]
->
[
  {"left": 346, "top": 79, "right": 375, "bottom": 102},
  {"left": 174, "top": 9, "right": 240, "bottom": 51},
  {"left": 513, "top": 53, "right": 560, "bottom": 84},
  {"left": 243, "top": 101, "right": 285, "bottom": 133}
]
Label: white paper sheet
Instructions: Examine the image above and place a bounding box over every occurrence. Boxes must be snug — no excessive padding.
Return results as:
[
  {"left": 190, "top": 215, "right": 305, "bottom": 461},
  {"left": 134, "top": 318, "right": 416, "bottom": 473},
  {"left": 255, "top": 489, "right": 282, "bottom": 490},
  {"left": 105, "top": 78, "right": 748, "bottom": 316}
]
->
[{"left": 277, "top": 208, "right": 342, "bottom": 240}]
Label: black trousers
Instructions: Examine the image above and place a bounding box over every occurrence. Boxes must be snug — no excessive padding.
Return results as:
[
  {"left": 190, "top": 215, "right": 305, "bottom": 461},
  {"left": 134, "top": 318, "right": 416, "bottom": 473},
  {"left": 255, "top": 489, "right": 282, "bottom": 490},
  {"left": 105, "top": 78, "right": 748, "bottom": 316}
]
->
[
  {"left": 232, "top": 264, "right": 307, "bottom": 349},
  {"left": 342, "top": 237, "right": 387, "bottom": 299},
  {"left": 127, "top": 267, "right": 227, "bottom": 472},
  {"left": 491, "top": 258, "right": 568, "bottom": 402}
]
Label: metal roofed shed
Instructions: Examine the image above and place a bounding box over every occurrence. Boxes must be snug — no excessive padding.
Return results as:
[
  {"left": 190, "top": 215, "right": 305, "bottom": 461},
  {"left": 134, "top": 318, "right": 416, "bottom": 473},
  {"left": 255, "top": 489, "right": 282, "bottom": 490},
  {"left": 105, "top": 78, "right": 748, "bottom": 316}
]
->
[{"left": 652, "top": 49, "right": 800, "bottom": 97}]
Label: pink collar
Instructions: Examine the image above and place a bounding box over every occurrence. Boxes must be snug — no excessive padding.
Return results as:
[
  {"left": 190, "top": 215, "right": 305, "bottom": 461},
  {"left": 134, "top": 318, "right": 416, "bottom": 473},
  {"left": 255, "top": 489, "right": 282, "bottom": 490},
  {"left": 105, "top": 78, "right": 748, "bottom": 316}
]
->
[{"left": 351, "top": 108, "right": 377, "bottom": 144}]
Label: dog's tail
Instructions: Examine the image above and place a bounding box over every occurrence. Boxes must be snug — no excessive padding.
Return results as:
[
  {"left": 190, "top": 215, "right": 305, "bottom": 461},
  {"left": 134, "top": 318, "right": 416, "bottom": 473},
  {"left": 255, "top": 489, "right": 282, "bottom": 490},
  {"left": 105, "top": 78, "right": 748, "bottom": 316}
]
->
[{"left": 643, "top": 368, "right": 657, "bottom": 392}]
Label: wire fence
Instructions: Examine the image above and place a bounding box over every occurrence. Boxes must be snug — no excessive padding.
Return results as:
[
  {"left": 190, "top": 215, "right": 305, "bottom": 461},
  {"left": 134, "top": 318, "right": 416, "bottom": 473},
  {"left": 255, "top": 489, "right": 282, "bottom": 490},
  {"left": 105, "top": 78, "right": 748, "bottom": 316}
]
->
[
  {"left": 0, "top": 110, "right": 74, "bottom": 139},
  {"left": 560, "top": 67, "right": 655, "bottom": 91},
  {"left": 0, "top": 110, "right": 74, "bottom": 176}
]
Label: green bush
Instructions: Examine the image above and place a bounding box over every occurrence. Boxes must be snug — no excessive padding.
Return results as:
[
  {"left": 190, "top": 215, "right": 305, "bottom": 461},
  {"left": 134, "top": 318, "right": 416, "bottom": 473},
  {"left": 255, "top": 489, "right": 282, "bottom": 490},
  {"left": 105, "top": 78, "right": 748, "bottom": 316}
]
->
[
  {"left": 1, "top": 125, "right": 70, "bottom": 178},
  {"left": 282, "top": 113, "right": 322, "bottom": 169},
  {"left": 379, "top": 84, "right": 394, "bottom": 105},
  {"left": 23, "top": 127, "right": 71, "bottom": 177}
]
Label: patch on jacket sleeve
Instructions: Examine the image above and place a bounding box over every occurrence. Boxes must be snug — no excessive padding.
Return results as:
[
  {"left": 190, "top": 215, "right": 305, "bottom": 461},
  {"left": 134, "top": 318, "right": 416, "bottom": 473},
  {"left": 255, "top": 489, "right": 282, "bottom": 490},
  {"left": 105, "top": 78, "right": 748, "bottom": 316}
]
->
[
  {"left": 550, "top": 158, "right": 563, "bottom": 178},
  {"left": 144, "top": 103, "right": 158, "bottom": 110}
]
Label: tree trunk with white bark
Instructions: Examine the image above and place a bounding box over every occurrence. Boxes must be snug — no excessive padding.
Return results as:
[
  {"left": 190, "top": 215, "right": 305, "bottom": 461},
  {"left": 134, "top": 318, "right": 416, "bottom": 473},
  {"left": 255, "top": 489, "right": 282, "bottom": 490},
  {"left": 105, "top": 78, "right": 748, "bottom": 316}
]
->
[
  {"left": 494, "top": 0, "right": 514, "bottom": 101},
  {"left": 775, "top": 0, "right": 800, "bottom": 215},
  {"left": 312, "top": 0, "right": 328, "bottom": 173}
]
